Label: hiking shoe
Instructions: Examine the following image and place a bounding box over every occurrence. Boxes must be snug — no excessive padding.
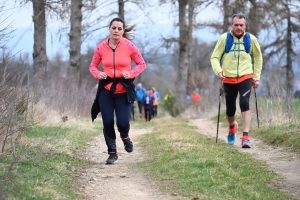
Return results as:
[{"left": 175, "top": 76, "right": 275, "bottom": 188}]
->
[
  {"left": 227, "top": 122, "right": 238, "bottom": 145},
  {"left": 105, "top": 153, "right": 118, "bottom": 164},
  {"left": 242, "top": 135, "right": 251, "bottom": 148},
  {"left": 122, "top": 137, "right": 133, "bottom": 153}
]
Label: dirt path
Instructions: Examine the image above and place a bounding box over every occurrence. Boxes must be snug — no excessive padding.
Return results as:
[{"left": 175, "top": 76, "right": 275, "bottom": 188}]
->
[
  {"left": 76, "top": 127, "right": 189, "bottom": 200},
  {"left": 77, "top": 118, "right": 300, "bottom": 199},
  {"left": 190, "top": 118, "right": 300, "bottom": 199}
]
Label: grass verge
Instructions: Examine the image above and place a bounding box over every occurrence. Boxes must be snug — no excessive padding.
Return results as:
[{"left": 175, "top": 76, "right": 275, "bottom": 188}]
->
[
  {"left": 210, "top": 98, "right": 300, "bottom": 153},
  {"left": 136, "top": 117, "right": 297, "bottom": 200},
  {"left": 0, "top": 118, "right": 102, "bottom": 199},
  {"left": 251, "top": 98, "right": 300, "bottom": 153}
]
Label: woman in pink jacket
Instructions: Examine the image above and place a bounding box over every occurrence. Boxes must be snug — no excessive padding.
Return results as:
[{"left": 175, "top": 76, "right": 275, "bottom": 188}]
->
[{"left": 89, "top": 17, "right": 146, "bottom": 164}]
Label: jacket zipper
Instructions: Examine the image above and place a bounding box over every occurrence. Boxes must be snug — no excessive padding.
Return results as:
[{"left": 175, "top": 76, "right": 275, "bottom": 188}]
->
[
  {"left": 111, "top": 43, "right": 119, "bottom": 79},
  {"left": 237, "top": 38, "right": 240, "bottom": 77}
]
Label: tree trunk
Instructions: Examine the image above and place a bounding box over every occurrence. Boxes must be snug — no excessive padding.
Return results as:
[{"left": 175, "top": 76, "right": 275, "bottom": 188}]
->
[
  {"left": 118, "top": 0, "right": 125, "bottom": 19},
  {"left": 32, "top": 0, "right": 47, "bottom": 76},
  {"left": 248, "top": 0, "right": 260, "bottom": 37},
  {"left": 69, "top": 0, "right": 83, "bottom": 84},
  {"left": 175, "top": 0, "right": 189, "bottom": 109},
  {"left": 186, "top": 0, "right": 194, "bottom": 95},
  {"left": 285, "top": 5, "right": 294, "bottom": 113},
  {"left": 2, "top": 49, "right": 7, "bottom": 84},
  {"left": 222, "top": 0, "right": 230, "bottom": 33},
  {"left": 231, "top": 0, "right": 247, "bottom": 16}
]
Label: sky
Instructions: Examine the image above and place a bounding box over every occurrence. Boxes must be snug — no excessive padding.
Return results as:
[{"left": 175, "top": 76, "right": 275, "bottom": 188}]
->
[{"left": 2, "top": 1, "right": 220, "bottom": 62}]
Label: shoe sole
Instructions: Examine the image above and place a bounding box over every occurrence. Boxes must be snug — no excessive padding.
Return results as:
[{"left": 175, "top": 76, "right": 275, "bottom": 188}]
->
[
  {"left": 242, "top": 140, "right": 251, "bottom": 148},
  {"left": 125, "top": 145, "right": 134, "bottom": 152},
  {"left": 105, "top": 160, "right": 118, "bottom": 164},
  {"left": 124, "top": 140, "right": 134, "bottom": 153},
  {"left": 242, "top": 144, "right": 251, "bottom": 148}
]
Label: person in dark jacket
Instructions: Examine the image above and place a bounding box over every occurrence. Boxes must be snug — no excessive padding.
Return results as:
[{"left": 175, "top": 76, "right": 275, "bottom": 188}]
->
[
  {"left": 143, "top": 90, "right": 154, "bottom": 122},
  {"left": 89, "top": 17, "right": 146, "bottom": 164}
]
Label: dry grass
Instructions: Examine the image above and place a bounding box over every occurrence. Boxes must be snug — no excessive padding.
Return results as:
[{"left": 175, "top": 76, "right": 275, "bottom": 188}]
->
[{"left": 37, "top": 75, "right": 96, "bottom": 121}]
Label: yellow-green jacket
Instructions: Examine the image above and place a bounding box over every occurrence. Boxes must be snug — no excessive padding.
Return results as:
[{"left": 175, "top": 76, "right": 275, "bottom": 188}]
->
[{"left": 210, "top": 32, "right": 263, "bottom": 81}]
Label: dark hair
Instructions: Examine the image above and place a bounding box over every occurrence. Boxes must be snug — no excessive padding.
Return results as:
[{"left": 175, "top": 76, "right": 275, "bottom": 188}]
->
[
  {"left": 232, "top": 13, "right": 247, "bottom": 23},
  {"left": 109, "top": 17, "right": 136, "bottom": 40}
]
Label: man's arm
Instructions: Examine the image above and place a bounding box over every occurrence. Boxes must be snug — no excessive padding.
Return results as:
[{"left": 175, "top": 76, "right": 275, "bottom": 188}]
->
[
  {"left": 251, "top": 36, "right": 263, "bottom": 81},
  {"left": 210, "top": 33, "right": 227, "bottom": 76}
]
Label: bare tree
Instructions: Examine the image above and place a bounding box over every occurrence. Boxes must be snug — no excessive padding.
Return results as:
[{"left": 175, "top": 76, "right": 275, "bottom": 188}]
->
[
  {"left": 69, "top": 0, "right": 83, "bottom": 83},
  {"left": 262, "top": 0, "right": 300, "bottom": 112},
  {"left": 32, "top": 0, "right": 48, "bottom": 76},
  {"left": 158, "top": 0, "right": 212, "bottom": 111},
  {"left": 16, "top": 0, "right": 70, "bottom": 77},
  {"left": 283, "top": 2, "right": 295, "bottom": 113},
  {"left": 248, "top": 0, "right": 261, "bottom": 37},
  {"left": 174, "top": 0, "right": 190, "bottom": 109},
  {"left": 118, "top": 0, "right": 125, "bottom": 19},
  {"left": 186, "top": 0, "right": 194, "bottom": 94}
]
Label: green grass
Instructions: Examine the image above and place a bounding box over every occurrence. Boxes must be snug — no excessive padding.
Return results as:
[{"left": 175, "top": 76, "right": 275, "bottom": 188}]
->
[
  {"left": 1, "top": 113, "right": 298, "bottom": 199},
  {"left": 252, "top": 98, "right": 300, "bottom": 152},
  {"left": 137, "top": 118, "right": 297, "bottom": 200},
  {"left": 2, "top": 154, "right": 88, "bottom": 199},
  {"left": 293, "top": 99, "right": 300, "bottom": 109},
  {"left": 0, "top": 118, "right": 102, "bottom": 199},
  {"left": 252, "top": 122, "right": 300, "bottom": 153},
  {"left": 211, "top": 98, "right": 300, "bottom": 153},
  {"left": 25, "top": 126, "right": 72, "bottom": 138}
]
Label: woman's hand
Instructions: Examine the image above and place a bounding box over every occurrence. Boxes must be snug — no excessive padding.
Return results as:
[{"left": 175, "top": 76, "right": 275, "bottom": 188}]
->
[
  {"left": 122, "top": 71, "right": 130, "bottom": 79},
  {"left": 98, "top": 72, "right": 107, "bottom": 80}
]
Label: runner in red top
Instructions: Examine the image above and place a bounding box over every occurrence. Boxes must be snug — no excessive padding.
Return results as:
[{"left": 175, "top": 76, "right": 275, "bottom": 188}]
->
[{"left": 89, "top": 17, "right": 146, "bottom": 164}]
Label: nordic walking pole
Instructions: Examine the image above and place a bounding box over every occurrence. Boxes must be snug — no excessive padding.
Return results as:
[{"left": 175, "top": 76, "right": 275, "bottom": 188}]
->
[
  {"left": 254, "top": 88, "right": 260, "bottom": 128},
  {"left": 216, "top": 80, "right": 223, "bottom": 144}
]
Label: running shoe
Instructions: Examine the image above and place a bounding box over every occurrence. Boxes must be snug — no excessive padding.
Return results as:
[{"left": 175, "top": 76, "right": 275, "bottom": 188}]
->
[
  {"left": 122, "top": 137, "right": 134, "bottom": 152},
  {"left": 242, "top": 135, "right": 251, "bottom": 148},
  {"left": 227, "top": 122, "right": 238, "bottom": 145},
  {"left": 105, "top": 153, "right": 118, "bottom": 164}
]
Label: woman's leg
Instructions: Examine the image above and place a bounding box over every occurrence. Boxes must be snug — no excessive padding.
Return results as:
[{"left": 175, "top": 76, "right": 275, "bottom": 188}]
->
[
  {"left": 114, "top": 92, "right": 131, "bottom": 138},
  {"left": 98, "top": 89, "right": 117, "bottom": 154},
  {"left": 114, "top": 92, "right": 133, "bottom": 152}
]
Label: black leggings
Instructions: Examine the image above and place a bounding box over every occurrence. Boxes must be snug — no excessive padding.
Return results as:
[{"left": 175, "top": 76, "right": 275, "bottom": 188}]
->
[
  {"left": 98, "top": 89, "right": 131, "bottom": 153},
  {"left": 223, "top": 78, "right": 252, "bottom": 117}
]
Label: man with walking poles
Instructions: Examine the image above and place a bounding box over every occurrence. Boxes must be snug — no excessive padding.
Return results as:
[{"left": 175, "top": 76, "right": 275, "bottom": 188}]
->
[{"left": 210, "top": 13, "right": 263, "bottom": 148}]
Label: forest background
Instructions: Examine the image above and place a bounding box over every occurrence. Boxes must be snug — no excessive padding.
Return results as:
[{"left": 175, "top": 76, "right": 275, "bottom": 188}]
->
[
  {"left": 3, "top": 0, "right": 300, "bottom": 108},
  {"left": 1, "top": 0, "right": 300, "bottom": 138},
  {"left": 1, "top": 0, "right": 300, "bottom": 198}
]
